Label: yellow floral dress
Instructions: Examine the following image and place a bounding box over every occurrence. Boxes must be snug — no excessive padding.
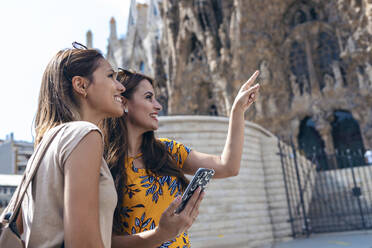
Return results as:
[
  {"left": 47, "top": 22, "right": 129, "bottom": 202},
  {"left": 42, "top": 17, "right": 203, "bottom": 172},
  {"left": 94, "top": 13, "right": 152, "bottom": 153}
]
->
[{"left": 120, "top": 138, "right": 191, "bottom": 248}]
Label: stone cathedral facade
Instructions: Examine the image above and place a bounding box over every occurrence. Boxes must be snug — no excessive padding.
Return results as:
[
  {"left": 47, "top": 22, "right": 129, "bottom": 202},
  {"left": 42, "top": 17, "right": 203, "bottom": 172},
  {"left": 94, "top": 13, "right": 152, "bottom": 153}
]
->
[{"left": 99, "top": 0, "right": 372, "bottom": 161}]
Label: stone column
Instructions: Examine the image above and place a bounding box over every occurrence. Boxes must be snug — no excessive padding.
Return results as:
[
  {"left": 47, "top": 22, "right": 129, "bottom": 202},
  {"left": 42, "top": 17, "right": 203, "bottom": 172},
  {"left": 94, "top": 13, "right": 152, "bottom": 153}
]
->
[{"left": 316, "top": 119, "right": 334, "bottom": 154}]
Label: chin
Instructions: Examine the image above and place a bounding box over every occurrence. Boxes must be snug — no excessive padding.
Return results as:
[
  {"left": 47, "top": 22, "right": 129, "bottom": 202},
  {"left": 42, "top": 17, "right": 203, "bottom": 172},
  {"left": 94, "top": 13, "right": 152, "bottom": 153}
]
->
[
  {"left": 151, "top": 121, "right": 159, "bottom": 130},
  {"left": 112, "top": 109, "right": 124, "bottom": 117},
  {"left": 146, "top": 125, "right": 158, "bottom": 132}
]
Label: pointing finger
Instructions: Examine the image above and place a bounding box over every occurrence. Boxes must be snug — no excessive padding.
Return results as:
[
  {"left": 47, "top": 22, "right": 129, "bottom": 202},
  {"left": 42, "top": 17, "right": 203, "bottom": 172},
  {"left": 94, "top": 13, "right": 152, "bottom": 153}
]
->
[{"left": 241, "top": 70, "right": 260, "bottom": 91}]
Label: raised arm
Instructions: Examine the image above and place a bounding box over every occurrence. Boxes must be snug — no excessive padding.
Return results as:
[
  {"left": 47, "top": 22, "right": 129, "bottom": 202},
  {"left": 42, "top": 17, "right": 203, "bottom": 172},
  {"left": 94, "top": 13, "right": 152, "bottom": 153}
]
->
[
  {"left": 112, "top": 188, "right": 204, "bottom": 248},
  {"left": 183, "top": 71, "right": 260, "bottom": 178},
  {"left": 64, "top": 131, "right": 105, "bottom": 248}
]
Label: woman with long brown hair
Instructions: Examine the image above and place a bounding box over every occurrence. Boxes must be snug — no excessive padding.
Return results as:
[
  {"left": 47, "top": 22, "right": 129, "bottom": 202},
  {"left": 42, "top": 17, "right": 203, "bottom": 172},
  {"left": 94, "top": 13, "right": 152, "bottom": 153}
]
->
[
  {"left": 105, "top": 69, "right": 260, "bottom": 248},
  {"left": 15, "top": 42, "right": 125, "bottom": 248}
]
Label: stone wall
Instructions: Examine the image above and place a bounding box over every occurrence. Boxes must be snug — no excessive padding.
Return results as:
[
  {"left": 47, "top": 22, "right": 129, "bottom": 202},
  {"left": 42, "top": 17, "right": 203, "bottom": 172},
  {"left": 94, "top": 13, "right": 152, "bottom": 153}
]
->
[{"left": 157, "top": 116, "right": 315, "bottom": 247}]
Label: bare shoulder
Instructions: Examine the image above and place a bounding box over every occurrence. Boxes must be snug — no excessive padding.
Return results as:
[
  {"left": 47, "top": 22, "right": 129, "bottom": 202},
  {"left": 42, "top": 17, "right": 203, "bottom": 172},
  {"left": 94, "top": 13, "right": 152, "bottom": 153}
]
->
[
  {"left": 64, "top": 130, "right": 103, "bottom": 172},
  {"left": 79, "top": 130, "right": 103, "bottom": 151}
]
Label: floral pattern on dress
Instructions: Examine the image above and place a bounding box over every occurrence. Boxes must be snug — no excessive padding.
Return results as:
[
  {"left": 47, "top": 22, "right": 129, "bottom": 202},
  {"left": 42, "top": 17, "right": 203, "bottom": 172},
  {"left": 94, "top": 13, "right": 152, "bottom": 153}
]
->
[{"left": 119, "top": 139, "right": 191, "bottom": 248}]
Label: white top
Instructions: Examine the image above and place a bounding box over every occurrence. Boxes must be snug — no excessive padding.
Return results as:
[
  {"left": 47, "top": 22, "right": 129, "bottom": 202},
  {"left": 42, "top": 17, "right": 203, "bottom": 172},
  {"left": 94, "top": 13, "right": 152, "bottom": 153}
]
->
[{"left": 22, "top": 121, "right": 117, "bottom": 248}]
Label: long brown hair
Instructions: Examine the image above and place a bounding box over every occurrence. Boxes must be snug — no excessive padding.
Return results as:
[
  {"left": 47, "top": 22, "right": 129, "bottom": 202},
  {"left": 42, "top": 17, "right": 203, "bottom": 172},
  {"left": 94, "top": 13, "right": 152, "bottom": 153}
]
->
[
  {"left": 104, "top": 70, "right": 189, "bottom": 234},
  {"left": 34, "top": 47, "right": 104, "bottom": 145}
]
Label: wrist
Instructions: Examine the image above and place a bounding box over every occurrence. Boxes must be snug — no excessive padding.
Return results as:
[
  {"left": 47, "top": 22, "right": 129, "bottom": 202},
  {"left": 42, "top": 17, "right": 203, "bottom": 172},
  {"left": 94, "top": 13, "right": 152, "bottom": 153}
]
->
[
  {"left": 231, "top": 104, "right": 245, "bottom": 116},
  {"left": 153, "top": 226, "right": 170, "bottom": 244}
]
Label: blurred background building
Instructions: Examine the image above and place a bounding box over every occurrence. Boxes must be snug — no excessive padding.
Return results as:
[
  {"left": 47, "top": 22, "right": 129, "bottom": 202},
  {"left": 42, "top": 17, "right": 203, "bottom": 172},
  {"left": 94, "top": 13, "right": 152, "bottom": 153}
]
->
[
  {"left": 0, "top": 174, "right": 22, "bottom": 212},
  {"left": 0, "top": 133, "right": 32, "bottom": 213},
  {"left": 0, "top": 133, "right": 33, "bottom": 175}
]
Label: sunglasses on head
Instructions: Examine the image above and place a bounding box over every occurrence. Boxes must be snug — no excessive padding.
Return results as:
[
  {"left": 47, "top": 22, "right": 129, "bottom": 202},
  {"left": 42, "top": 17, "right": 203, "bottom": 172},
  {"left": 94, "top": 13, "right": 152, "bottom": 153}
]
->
[
  {"left": 118, "top": 67, "right": 136, "bottom": 74},
  {"left": 72, "top": 41, "right": 88, "bottom": 50},
  {"left": 63, "top": 42, "right": 89, "bottom": 82},
  {"left": 116, "top": 67, "right": 137, "bottom": 81}
]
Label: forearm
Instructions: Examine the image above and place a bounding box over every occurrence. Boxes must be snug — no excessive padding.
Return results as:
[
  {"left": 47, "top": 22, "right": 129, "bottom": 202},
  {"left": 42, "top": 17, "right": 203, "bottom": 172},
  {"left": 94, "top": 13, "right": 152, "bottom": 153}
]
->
[
  {"left": 183, "top": 71, "right": 259, "bottom": 178},
  {"left": 111, "top": 227, "right": 168, "bottom": 248},
  {"left": 220, "top": 106, "right": 245, "bottom": 176}
]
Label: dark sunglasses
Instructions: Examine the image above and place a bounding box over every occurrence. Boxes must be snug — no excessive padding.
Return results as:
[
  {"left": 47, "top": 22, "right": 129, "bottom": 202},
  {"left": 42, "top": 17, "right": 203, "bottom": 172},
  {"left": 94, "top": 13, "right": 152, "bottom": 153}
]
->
[{"left": 72, "top": 41, "right": 88, "bottom": 50}]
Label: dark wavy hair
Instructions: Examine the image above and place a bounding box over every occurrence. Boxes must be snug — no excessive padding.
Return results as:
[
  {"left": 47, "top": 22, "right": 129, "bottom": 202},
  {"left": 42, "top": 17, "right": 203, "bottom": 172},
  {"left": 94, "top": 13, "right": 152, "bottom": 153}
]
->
[{"left": 103, "top": 70, "right": 189, "bottom": 234}]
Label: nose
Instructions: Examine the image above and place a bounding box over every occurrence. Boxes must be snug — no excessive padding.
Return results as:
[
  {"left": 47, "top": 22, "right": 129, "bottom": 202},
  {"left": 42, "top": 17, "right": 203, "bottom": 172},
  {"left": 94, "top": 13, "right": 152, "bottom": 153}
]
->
[
  {"left": 154, "top": 99, "right": 163, "bottom": 111},
  {"left": 116, "top": 80, "right": 126, "bottom": 93}
]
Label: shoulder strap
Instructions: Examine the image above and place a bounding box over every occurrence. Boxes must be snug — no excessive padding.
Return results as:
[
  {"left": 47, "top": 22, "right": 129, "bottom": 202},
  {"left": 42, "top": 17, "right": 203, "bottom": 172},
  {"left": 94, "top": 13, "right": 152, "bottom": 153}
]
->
[{"left": 0, "top": 124, "right": 66, "bottom": 224}]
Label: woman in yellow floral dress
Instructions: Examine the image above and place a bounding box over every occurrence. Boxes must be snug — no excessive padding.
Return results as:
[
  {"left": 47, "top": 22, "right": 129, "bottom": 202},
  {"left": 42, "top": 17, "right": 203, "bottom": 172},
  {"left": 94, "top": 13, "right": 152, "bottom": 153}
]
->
[{"left": 104, "top": 69, "right": 260, "bottom": 248}]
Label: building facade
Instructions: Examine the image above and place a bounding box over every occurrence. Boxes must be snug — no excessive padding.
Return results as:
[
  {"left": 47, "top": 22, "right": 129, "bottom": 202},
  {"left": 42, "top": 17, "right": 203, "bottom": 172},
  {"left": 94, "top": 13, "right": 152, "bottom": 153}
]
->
[
  {"left": 0, "top": 133, "right": 33, "bottom": 175},
  {"left": 103, "top": 0, "right": 372, "bottom": 162},
  {"left": 0, "top": 174, "right": 22, "bottom": 213},
  {"left": 105, "top": 0, "right": 163, "bottom": 75}
]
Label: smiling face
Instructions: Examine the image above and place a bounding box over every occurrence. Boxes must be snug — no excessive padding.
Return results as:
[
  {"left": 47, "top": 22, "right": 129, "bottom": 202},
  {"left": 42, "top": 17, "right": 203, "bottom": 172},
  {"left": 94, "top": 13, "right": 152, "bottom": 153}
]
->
[
  {"left": 125, "top": 79, "right": 162, "bottom": 132},
  {"left": 85, "top": 59, "right": 125, "bottom": 119}
]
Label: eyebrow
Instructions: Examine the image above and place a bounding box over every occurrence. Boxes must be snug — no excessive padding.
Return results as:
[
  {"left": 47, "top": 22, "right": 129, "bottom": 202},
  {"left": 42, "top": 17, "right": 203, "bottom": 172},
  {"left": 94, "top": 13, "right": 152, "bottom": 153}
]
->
[{"left": 144, "top": 91, "right": 154, "bottom": 96}]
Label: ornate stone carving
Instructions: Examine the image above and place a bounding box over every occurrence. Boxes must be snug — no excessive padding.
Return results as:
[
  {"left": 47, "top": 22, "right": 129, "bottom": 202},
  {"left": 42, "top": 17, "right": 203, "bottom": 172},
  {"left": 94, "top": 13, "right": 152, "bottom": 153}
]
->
[{"left": 103, "top": 0, "right": 372, "bottom": 150}]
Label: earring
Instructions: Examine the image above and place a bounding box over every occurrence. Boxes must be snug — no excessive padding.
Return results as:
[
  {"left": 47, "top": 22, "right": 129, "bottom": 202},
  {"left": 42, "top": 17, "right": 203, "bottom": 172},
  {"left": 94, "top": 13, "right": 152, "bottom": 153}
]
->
[
  {"left": 124, "top": 108, "right": 128, "bottom": 113},
  {"left": 84, "top": 92, "right": 87, "bottom": 98}
]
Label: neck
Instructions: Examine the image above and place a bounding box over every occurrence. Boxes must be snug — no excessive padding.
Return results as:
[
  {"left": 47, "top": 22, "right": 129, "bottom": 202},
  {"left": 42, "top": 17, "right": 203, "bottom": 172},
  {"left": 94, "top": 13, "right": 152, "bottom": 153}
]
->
[
  {"left": 80, "top": 113, "right": 102, "bottom": 126},
  {"left": 80, "top": 102, "right": 103, "bottom": 126},
  {"left": 126, "top": 122, "right": 145, "bottom": 157}
]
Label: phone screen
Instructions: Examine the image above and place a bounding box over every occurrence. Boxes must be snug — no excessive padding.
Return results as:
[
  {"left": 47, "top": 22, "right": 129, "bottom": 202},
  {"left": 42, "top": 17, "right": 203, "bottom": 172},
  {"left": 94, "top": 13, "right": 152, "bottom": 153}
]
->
[{"left": 175, "top": 168, "right": 215, "bottom": 213}]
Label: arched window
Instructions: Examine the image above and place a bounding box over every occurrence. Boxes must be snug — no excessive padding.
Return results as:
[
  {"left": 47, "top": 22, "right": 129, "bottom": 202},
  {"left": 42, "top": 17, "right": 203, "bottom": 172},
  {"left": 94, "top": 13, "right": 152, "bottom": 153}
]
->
[
  {"left": 289, "top": 41, "right": 309, "bottom": 95},
  {"left": 189, "top": 33, "right": 204, "bottom": 63},
  {"left": 309, "top": 8, "right": 318, "bottom": 20},
  {"left": 285, "top": 2, "right": 344, "bottom": 95},
  {"left": 298, "top": 117, "right": 328, "bottom": 169},
  {"left": 331, "top": 110, "right": 365, "bottom": 167},
  {"left": 209, "top": 104, "right": 218, "bottom": 116},
  {"left": 286, "top": 1, "right": 319, "bottom": 28},
  {"left": 316, "top": 32, "right": 340, "bottom": 90},
  {"left": 292, "top": 9, "right": 307, "bottom": 27}
]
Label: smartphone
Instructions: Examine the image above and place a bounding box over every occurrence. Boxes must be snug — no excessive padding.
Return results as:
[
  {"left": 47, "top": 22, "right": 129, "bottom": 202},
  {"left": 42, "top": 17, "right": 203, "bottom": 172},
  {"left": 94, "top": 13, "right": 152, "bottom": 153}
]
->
[{"left": 175, "top": 168, "right": 215, "bottom": 213}]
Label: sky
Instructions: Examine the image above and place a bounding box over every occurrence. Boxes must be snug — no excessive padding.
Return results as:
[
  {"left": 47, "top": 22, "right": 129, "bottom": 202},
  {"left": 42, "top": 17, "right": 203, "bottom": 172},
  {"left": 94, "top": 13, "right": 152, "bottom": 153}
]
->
[{"left": 0, "top": 0, "right": 139, "bottom": 142}]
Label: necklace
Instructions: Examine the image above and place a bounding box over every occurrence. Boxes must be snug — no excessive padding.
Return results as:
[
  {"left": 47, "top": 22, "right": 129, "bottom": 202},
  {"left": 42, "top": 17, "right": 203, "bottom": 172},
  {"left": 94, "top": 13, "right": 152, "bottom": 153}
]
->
[
  {"left": 129, "top": 153, "right": 143, "bottom": 160},
  {"left": 128, "top": 153, "right": 144, "bottom": 169}
]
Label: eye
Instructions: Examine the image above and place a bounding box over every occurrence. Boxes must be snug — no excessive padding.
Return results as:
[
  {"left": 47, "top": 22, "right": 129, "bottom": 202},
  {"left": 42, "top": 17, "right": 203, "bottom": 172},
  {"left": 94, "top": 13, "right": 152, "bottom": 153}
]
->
[
  {"left": 108, "top": 71, "right": 118, "bottom": 79},
  {"left": 146, "top": 95, "right": 152, "bottom": 100}
]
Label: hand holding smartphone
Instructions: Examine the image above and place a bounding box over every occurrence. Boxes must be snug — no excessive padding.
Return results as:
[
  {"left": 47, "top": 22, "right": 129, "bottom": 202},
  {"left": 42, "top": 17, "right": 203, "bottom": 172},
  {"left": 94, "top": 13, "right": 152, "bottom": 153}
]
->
[{"left": 175, "top": 168, "right": 215, "bottom": 213}]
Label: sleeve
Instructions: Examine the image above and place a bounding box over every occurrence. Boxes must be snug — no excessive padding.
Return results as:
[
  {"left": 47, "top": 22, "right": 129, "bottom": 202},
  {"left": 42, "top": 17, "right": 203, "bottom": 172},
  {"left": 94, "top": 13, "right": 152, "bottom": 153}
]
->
[
  {"left": 57, "top": 121, "right": 104, "bottom": 172},
  {"left": 159, "top": 138, "right": 191, "bottom": 169}
]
